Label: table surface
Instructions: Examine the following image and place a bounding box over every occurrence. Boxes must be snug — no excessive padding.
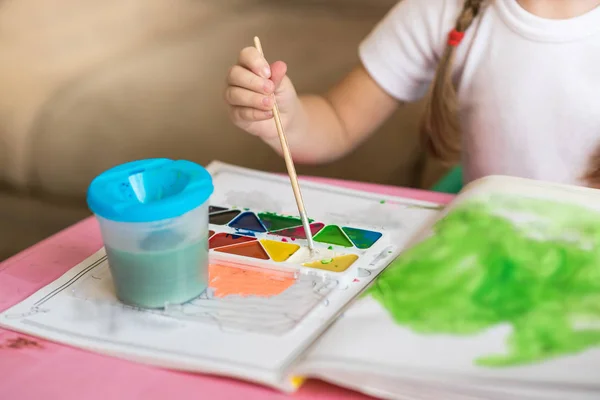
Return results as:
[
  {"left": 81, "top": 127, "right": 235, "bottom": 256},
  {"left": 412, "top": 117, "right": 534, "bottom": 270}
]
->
[{"left": 0, "top": 177, "right": 453, "bottom": 400}]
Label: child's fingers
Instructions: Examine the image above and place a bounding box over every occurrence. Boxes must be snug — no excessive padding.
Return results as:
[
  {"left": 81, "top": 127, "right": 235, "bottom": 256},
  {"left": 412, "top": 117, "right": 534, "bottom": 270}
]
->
[
  {"left": 238, "top": 47, "right": 271, "bottom": 79},
  {"left": 269, "top": 61, "right": 288, "bottom": 90},
  {"left": 224, "top": 86, "right": 274, "bottom": 110},
  {"left": 230, "top": 106, "right": 273, "bottom": 123},
  {"left": 226, "top": 65, "right": 274, "bottom": 94}
]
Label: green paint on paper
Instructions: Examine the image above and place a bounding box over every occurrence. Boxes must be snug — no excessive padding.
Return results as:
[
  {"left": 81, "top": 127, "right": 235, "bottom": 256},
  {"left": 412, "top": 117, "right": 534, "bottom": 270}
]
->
[
  {"left": 367, "top": 194, "right": 600, "bottom": 367},
  {"left": 380, "top": 200, "right": 386, "bottom": 204},
  {"left": 314, "top": 225, "right": 353, "bottom": 247},
  {"left": 328, "top": 246, "right": 333, "bottom": 250},
  {"left": 321, "top": 258, "right": 333, "bottom": 264}
]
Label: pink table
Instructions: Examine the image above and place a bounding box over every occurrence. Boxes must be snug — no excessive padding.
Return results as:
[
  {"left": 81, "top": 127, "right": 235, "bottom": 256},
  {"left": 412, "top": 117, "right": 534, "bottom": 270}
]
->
[{"left": 0, "top": 178, "right": 453, "bottom": 400}]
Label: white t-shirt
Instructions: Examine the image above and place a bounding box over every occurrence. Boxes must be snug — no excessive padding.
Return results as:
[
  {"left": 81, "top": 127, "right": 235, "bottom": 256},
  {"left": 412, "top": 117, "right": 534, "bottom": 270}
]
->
[{"left": 359, "top": 0, "right": 600, "bottom": 186}]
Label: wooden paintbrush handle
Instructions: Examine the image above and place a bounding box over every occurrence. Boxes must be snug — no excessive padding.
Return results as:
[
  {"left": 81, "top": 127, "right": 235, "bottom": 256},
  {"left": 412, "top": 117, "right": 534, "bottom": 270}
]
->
[{"left": 253, "top": 36, "right": 315, "bottom": 250}]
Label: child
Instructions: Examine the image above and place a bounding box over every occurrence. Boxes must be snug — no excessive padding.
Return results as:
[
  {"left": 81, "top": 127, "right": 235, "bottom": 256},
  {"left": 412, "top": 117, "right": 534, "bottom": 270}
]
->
[{"left": 224, "top": 0, "right": 600, "bottom": 188}]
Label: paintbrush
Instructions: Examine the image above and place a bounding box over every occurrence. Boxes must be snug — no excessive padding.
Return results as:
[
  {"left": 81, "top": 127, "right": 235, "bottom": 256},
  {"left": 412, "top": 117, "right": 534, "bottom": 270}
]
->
[{"left": 253, "top": 36, "right": 315, "bottom": 252}]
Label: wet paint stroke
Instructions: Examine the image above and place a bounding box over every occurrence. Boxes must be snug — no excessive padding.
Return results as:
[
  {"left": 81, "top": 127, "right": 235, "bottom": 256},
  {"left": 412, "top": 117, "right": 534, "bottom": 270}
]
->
[
  {"left": 208, "top": 264, "right": 295, "bottom": 298},
  {"left": 367, "top": 194, "right": 600, "bottom": 367}
]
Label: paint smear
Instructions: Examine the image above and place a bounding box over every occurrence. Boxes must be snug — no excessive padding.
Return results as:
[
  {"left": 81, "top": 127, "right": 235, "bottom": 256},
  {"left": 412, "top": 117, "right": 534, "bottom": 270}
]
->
[
  {"left": 209, "top": 230, "right": 215, "bottom": 238},
  {"left": 210, "top": 210, "right": 241, "bottom": 225},
  {"left": 342, "top": 227, "right": 382, "bottom": 249},
  {"left": 209, "top": 233, "right": 255, "bottom": 249},
  {"left": 0, "top": 336, "right": 43, "bottom": 350},
  {"left": 228, "top": 212, "right": 267, "bottom": 232},
  {"left": 214, "top": 240, "right": 269, "bottom": 260},
  {"left": 260, "top": 240, "right": 300, "bottom": 262},
  {"left": 273, "top": 223, "right": 325, "bottom": 239},
  {"left": 367, "top": 194, "right": 600, "bottom": 367},
  {"left": 314, "top": 225, "right": 353, "bottom": 247},
  {"left": 290, "top": 376, "right": 306, "bottom": 389},
  {"left": 208, "top": 264, "right": 295, "bottom": 298},
  {"left": 258, "top": 212, "right": 304, "bottom": 232},
  {"left": 303, "top": 254, "right": 358, "bottom": 272},
  {"left": 286, "top": 247, "right": 337, "bottom": 264}
]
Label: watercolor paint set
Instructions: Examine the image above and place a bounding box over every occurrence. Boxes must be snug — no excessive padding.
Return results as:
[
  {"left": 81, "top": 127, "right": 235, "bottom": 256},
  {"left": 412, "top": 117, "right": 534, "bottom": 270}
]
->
[{"left": 207, "top": 205, "right": 388, "bottom": 284}]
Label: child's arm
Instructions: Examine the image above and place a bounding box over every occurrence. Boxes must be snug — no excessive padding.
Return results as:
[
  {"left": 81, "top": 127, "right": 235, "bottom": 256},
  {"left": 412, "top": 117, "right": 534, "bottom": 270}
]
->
[
  {"left": 225, "top": 0, "right": 458, "bottom": 164},
  {"left": 265, "top": 64, "right": 400, "bottom": 164},
  {"left": 225, "top": 48, "right": 399, "bottom": 164}
]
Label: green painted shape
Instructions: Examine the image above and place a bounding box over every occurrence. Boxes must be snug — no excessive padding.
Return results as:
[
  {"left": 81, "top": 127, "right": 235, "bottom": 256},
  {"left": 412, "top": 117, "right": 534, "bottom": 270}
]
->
[
  {"left": 367, "top": 194, "right": 600, "bottom": 367},
  {"left": 257, "top": 212, "right": 303, "bottom": 232},
  {"left": 314, "top": 225, "right": 353, "bottom": 247}
]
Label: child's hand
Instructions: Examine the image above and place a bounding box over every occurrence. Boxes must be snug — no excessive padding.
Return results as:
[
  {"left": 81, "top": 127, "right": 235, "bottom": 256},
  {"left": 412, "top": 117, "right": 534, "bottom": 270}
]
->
[{"left": 225, "top": 46, "right": 300, "bottom": 141}]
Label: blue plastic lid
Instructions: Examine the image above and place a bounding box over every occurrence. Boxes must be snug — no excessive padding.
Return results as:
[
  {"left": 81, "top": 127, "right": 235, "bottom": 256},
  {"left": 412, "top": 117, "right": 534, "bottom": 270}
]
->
[{"left": 86, "top": 158, "right": 214, "bottom": 223}]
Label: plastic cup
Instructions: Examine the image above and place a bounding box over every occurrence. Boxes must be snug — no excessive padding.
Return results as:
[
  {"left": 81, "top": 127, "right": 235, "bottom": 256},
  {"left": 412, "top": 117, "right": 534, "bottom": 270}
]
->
[{"left": 86, "top": 158, "right": 214, "bottom": 308}]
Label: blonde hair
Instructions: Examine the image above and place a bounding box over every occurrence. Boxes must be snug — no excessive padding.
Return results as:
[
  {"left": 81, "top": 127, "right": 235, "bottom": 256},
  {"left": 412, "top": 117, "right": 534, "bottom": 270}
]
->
[{"left": 420, "top": 0, "right": 485, "bottom": 165}]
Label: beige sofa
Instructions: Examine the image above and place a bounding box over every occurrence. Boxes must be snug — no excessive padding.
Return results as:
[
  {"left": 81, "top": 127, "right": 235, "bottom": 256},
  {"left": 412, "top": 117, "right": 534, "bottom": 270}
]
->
[{"left": 0, "top": 0, "right": 447, "bottom": 261}]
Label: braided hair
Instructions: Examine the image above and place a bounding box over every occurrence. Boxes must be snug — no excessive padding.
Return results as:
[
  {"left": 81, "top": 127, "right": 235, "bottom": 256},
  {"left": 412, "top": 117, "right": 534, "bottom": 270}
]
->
[{"left": 420, "top": 0, "right": 485, "bottom": 165}]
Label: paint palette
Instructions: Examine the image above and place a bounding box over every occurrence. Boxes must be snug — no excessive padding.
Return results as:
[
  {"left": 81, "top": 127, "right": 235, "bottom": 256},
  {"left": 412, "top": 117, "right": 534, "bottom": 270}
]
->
[{"left": 208, "top": 205, "right": 388, "bottom": 283}]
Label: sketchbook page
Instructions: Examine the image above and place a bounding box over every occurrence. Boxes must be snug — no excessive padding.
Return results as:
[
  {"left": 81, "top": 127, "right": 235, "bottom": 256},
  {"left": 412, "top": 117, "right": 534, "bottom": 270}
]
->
[
  {"left": 0, "top": 161, "right": 441, "bottom": 392},
  {"left": 295, "top": 175, "right": 600, "bottom": 399},
  {"left": 452, "top": 174, "right": 600, "bottom": 216}
]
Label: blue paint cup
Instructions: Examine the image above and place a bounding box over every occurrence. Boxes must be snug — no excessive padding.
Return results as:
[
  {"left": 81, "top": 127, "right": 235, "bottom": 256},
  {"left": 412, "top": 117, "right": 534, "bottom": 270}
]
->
[{"left": 87, "top": 159, "right": 214, "bottom": 308}]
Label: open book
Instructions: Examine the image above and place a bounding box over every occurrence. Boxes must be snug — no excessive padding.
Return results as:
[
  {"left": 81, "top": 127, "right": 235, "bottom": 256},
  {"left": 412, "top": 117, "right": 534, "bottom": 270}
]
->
[{"left": 1, "top": 162, "right": 599, "bottom": 400}]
